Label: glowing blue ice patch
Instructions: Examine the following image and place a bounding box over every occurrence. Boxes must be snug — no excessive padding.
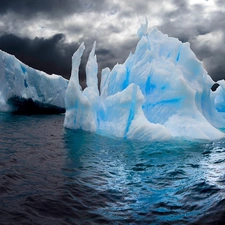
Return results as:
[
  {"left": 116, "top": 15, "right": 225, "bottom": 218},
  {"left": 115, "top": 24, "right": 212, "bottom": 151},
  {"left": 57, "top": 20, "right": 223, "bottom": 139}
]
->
[
  {"left": 24, "top": 79, "right": 28, "bottom": 88},
  {"left": 20, "top": 65, "right": 26, "bottom": 74}
]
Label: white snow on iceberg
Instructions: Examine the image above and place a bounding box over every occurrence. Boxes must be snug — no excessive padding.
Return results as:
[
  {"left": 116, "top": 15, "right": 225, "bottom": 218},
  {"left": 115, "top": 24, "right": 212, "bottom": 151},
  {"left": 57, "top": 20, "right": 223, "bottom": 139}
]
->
[
  {"left": 64, "top": 21, "right": 225, "bottom": 141},
  {"left": 0, "top": 50, "right": 68, "bottom": 113}
]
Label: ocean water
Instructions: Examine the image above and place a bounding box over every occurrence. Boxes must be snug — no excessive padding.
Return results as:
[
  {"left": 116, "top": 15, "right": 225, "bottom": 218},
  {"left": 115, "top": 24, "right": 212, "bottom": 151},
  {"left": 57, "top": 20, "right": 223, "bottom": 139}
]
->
[{"left": 0, "top": 113, "right": 225, "bottom": 225}]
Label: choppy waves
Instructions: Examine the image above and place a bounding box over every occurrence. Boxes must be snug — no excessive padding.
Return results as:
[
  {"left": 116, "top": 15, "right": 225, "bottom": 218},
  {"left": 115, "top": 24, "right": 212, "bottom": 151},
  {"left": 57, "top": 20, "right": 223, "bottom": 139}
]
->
[{"left": 0, "top": 113, "right": 225, "bottom": 224}]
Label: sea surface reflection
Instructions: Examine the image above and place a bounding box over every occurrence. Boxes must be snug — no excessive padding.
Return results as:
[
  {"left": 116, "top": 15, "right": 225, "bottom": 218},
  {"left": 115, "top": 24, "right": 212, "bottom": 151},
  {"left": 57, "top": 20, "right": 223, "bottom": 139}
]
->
[{"left": 0, "top": 113, "right": 225, "bottom": 224}]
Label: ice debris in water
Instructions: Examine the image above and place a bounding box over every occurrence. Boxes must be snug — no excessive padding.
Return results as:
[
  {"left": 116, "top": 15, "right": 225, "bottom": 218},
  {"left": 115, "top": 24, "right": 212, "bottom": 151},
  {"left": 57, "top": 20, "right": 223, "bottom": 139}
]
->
[
  {"left": 64, "top": 20, "right": 225, "bottom": 141},
  {"left": 0, "top": 50, "right": 68, "bottom": 113}
]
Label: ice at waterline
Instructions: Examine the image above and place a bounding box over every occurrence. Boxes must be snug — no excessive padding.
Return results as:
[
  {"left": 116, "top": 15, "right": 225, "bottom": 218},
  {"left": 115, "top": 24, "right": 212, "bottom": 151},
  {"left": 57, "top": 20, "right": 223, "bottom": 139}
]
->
[
  {"left": 64, "top": 21, "right": 225, "bottom": 141},
  {"left": 0, "top": 49, "right": 68, "bottom": 114},
  {"left": 0, "top": 21, "right": 225, "bottom": 141}
]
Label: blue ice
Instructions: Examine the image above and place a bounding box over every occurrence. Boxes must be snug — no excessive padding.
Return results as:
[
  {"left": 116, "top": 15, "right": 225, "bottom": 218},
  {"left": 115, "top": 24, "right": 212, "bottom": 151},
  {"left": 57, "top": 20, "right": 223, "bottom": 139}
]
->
[{"left": 64, "top": 21, "right": 225, "bottom": 141}]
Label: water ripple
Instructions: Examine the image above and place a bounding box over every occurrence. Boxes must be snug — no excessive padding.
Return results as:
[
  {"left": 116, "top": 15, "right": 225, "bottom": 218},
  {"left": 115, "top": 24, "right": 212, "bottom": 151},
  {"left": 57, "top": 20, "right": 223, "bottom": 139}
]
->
[{"left": 0, "top": 113, "right": 225, "bottom": 224}]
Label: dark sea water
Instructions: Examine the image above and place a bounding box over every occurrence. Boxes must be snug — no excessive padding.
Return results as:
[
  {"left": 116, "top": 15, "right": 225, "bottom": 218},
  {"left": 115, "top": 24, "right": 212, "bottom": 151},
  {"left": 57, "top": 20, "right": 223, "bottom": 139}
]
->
[{"left": 1, "top": 112, "right": 225, "bottom": 225}]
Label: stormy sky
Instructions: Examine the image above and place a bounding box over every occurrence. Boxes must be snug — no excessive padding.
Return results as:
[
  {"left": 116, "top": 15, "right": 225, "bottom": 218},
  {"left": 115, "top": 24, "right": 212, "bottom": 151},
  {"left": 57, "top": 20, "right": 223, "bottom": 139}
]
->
[{"left": 0, "top": 0, "right": 224, "bottom": 86}]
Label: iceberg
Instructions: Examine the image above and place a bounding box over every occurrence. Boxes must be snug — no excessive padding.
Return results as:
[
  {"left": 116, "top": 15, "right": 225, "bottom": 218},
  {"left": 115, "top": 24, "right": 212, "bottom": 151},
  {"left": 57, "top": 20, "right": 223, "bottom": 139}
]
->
[
  {"left": 0, "top": 50, "right": 68, "bottom": 113},
  {"left": 0, "top": 20, "right": 224, "bottom": 141},
  {"left": 64, "top": 21, "right": 225, "bottom": 141}
]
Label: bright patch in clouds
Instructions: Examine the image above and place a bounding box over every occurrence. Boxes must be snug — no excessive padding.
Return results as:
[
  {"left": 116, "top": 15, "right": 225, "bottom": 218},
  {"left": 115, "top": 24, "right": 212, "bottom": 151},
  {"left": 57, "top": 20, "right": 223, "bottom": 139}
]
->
[
  {"left": 189, "top": 0, "right": 215, "bottom": 6},
  {"left": 189, "top": 0, "right": 219, "bottom": 11},
  {"left": 197, "top": 30, "right": 224, "bottom": 50}
]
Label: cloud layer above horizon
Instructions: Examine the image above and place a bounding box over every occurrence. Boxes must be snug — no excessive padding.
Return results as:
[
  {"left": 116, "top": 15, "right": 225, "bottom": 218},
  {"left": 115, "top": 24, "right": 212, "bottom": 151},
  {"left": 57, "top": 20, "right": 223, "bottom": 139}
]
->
[{"left": 0, "top": 0, "right": 224, "bottom": 85}]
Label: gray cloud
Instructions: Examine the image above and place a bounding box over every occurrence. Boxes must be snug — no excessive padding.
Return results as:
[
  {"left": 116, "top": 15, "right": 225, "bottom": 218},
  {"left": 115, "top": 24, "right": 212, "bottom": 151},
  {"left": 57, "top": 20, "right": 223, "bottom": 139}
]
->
[
  {"left": 0, "top": 0, "right": 225, "bottom": 85},
  {"left": 0, "top": 0, "right": 117, "bottom": 19},
  {"left": 0, "top": 0, "right": 80, "bottom": 18},
  {"left": 215, "top": 0, "right": 225, "bottom": 6}
]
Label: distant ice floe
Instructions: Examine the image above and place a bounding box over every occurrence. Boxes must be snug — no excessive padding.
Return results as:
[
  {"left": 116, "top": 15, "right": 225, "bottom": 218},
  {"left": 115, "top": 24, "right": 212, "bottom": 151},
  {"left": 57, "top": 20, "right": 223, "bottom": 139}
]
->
[{"left": 0, "top": 50, "right": 68, "bottom": 113}]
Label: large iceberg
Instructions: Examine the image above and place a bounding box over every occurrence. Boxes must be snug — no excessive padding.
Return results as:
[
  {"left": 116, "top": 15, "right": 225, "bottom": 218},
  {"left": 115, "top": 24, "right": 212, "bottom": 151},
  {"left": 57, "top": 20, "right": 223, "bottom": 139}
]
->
[
  {"left": 0, "top": 50, "right": 68, "bottom": 113},
  {"left": 64, "top": 21, "right": 225, "bottom": 141},
  {"left": 0, "top": 20, "right": 224, "bottom": 141}
]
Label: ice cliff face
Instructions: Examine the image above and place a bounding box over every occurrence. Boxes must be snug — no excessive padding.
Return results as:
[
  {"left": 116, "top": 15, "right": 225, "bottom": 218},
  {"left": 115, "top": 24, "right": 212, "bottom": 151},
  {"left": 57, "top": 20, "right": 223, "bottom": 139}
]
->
[
  {"left": 64, "top": 21, "right": 225, "bottom": 141},
  {"left": 0, "top": 50, "right": 68, "bottom": 113}
]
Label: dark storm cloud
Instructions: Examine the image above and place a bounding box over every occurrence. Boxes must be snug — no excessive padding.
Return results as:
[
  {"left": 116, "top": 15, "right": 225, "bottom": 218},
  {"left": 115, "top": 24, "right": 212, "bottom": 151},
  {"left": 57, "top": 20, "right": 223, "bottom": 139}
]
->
[
  {"left": 0, "top": 0, "right": 112, "bottom": 19},
  {"left": 0, "top": 31, "right": 134, "bottom": 88},
  {"left": 0, "top": 33, "right": 83, "bottom": 80},
  {"left": 0, "top": 0, "right": 225, "bottom": 84},
  {"left": 96, "top": 37, "right": 138, "bottom": 73},
  {"left": 0, "top": 0, "right": 80, "bottom": 18}
]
